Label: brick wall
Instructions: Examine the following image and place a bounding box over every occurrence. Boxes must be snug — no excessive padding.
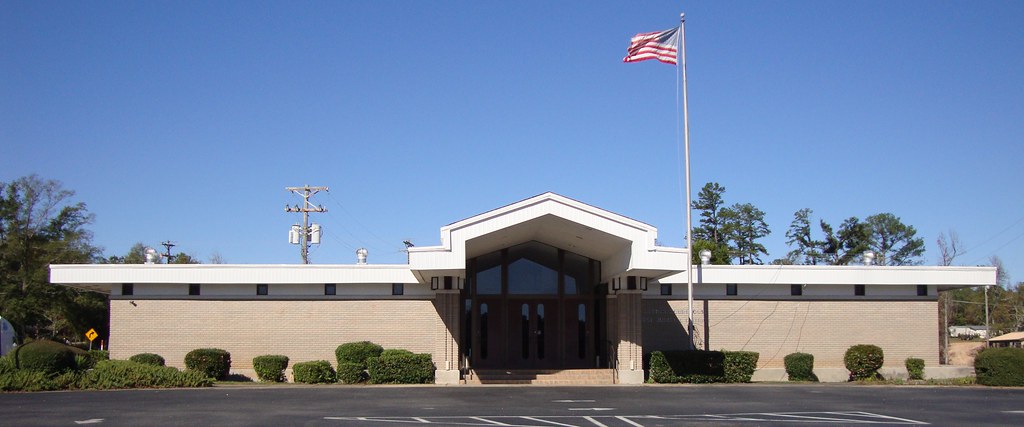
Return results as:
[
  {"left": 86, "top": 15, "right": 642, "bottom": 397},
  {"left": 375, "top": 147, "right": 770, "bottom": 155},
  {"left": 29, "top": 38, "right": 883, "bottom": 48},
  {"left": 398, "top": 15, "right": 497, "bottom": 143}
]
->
[
  {"left": 110, "top": 299, "right": 440, "bottom": 371},
  {"left": 644, "top": 299, "right": 939, "bottom": 369}
]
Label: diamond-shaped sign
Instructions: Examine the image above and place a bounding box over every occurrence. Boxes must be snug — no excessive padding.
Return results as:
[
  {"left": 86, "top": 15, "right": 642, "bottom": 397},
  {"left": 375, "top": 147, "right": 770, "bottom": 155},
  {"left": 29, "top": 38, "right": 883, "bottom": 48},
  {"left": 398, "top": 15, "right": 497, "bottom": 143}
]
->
[{"left": 85, "top": 328, "right": 98, "bottom": 342}]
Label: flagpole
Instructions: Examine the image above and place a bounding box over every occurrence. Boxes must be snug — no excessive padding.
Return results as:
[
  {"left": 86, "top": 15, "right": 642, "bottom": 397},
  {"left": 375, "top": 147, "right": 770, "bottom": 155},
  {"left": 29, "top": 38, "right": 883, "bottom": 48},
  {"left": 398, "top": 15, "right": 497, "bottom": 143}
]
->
[{"left": 679, "top": 12, "right": 695, "bottom": 350}]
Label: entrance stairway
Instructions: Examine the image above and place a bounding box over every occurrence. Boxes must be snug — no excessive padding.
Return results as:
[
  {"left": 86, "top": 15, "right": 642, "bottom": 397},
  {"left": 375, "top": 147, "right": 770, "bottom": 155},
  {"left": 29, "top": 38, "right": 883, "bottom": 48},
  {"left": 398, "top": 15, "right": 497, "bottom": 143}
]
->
[{"left": 464, "top": 369, "right": 616, "bottom": 385}]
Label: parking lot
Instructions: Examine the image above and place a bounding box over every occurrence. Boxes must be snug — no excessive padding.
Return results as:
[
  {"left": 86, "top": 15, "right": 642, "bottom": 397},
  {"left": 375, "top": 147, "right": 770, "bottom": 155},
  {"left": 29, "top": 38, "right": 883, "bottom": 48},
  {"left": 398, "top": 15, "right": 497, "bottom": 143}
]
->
[{"left": 2, "top": 384, "right": 1023, "bottom": 426}]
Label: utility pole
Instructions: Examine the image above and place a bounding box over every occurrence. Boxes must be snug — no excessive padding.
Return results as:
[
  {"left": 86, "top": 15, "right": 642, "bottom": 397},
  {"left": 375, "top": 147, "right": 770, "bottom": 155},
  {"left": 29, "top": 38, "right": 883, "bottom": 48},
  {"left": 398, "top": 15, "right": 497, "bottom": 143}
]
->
[
  {"left": 285, "top": 185, "right": 328, "bottom": 264},
  {"left": 160, "top": 241, "right": 176, "bottom": 264}
]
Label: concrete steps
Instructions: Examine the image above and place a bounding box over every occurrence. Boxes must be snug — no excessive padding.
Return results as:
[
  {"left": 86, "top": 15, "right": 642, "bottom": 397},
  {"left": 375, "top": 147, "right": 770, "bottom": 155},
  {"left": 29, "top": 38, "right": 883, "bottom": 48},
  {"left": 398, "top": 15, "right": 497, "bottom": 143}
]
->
[{"left": 465, "top": 369, "right": 616, "bottom": 385}]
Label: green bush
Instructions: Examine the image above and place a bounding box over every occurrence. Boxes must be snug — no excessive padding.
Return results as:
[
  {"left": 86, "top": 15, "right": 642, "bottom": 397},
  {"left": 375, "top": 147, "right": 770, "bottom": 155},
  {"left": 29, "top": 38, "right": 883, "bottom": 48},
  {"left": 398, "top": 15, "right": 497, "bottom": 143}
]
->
[
  {"left": 905, "top": 357, "right": 925, "bottom": 380},
  {"left": 975, "top": 347, "right": 1024, "bottom": 386},
  {"left": 292, "top": 360, "right": 336, "bottom": 384},
  {"left": 184, "top": 348, "right": 232, "bottom": 379},
  {"left": 0, "top": 368, "right": 58, "bottom": 392},
  {"left": 335, "top": 341, "right": 383, "bottom": 369},
  {"left": 81, "top": 360, "right": 212, "bottom": 389},
  {"left": 130, "top": 353, "right": 166, "bottom": 366},
  {"left": 337, "top": 362, "right": 367, "bottom": 384},
  {"left": 0, "top": 356, "right": 14, "bottom": 375},
  {"left": 723, "top": 351, "right": 759, "bottom": 383},
  {"left": 646, "top": 350, "right": 725, "bottom": 383},
  {"left": 784, "top": 352, "right": 816, "bottom": 381},
  {"left": 367, "top": 352, "right": 434, "bottom": 384},
  {"left": 380, "top": 349, "right": 414, "bottom": 357},
  {"left": 844, "top": 344, "right": 884, "bottom": 381},
  {"left": 12, "top": 339, "right": 81, "bottom": 374},
  {"left": 252, "top": 355, "right": 289, "bottom": 382}
]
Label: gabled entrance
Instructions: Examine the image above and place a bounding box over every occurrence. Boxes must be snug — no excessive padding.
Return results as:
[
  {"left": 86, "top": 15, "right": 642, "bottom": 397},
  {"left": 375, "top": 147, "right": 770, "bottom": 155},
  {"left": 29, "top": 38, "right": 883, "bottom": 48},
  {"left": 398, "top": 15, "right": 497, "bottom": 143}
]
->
[{"left": 465, "top": 241, "right": 605, "bottom": 370}]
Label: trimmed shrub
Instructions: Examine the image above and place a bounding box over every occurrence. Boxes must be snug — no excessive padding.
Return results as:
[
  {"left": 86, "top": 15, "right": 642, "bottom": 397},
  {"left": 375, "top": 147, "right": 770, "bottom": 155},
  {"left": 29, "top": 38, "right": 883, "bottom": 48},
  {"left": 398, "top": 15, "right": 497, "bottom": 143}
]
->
[
  {"left": 975, "top": 347, "right": 1024, "bottom": 386},
  {"left": 784, "top": 352, "right": 817, "bottom": 381},
  {"left": 335, "top": 341, "right": 383, "bottom": 369},
  {"left": 337, "top": 362, "right": 367, "bottom": 384},
  {"left": 184, "top": 348, "right": 232, "bottom": 379},
  {"left": 905, "top": 357, "right": 925, "bottom": 380},
  {"left": 380, "top": 349, "right": 414, "bottom": 358},
  {"left": 81, "top": 360, "right": 213, "bottom": 389},
  {"left": 844, "top": 344, "right": 884, "bottom": 381},
  {"left": 723, "top": 351, "right": 759, "bottom": 383},
  {"left": 367, "top": 352, "right": 434, "bottom": 384},
  {"left": 88, "top": 350, "right": 110, "bottom": 362},
  {"left": 11, "top": 339, "right": 80, "bottom": 374},
  {"left": 646, "top": 350, "right": 725, "bottom": 383},
  {"left": 130, "top": 353, "right": 166, "bottom": 367},
  {"left": 253, "top": 355, "right": 289, "bottom": 382},
  {"left": 0, "top": 369, "right": 57, "bottom": 392},
  {"left": 293, "top": 360, "right": 336, "bottom": 384}
]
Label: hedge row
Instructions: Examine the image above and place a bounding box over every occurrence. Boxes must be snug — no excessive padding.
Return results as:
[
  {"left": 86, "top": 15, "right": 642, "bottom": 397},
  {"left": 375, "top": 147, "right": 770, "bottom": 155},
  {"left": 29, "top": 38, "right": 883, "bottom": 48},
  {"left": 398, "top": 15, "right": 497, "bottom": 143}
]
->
[
  {"left": 648, "top": 350, "right": 758, "bottom": 383},
  {"left": 975, "top": 347, "right": 1024, "bottom": 386}
]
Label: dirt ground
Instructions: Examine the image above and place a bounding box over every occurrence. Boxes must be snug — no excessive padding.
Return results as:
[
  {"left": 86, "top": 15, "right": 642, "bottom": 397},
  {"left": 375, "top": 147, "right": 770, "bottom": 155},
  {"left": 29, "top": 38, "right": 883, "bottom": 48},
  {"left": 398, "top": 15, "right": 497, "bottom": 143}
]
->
[{"left": 947, "top": 341, "right": 985, "bottom": 365}]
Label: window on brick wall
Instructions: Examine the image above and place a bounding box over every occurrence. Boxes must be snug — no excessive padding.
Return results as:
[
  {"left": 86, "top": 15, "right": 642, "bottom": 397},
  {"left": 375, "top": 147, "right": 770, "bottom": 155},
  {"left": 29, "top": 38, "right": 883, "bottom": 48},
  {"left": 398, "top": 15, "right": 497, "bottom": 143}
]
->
[
  {"left": 726, "top": 283, "right": 737, "bottom": 296},
  {"left": 189, "top": 284, "right": 200, "bottom": 296},
  {"left": 791, "top": 284, "right": 803, "bottom": 296},
  {"left": 257, "top": 284, "right": 268, "bottom": 296},
  {"left": 661, "top": 283, "right": 672, "bottom": 296},
  {"left": 122, "top": 283, "right": 134, "bottom": 296},
  {"left": 325, "top": 284, "right": 336, "bottom": 295},
  {"left": 855, "top": 284, "right": 865, "bottom": 296},
  {"left": 917, "top": 285, "right": 928, "bottom": 296},
  {"left": 392, "top": 283, "right": 404, "bottom": 295}
]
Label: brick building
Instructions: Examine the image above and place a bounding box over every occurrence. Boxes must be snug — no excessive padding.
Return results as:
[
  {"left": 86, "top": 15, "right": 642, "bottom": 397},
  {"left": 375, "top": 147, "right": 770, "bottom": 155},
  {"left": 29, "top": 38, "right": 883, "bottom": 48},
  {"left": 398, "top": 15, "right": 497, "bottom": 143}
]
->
[{"left": 50, "top": 193, "right": 995, "bottom": 383}]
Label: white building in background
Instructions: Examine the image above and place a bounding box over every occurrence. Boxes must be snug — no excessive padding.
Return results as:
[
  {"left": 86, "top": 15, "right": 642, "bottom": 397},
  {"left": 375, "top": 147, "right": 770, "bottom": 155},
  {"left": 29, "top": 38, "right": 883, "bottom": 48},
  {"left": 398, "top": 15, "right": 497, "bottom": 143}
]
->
[{"left": 50, "top": 192, "right": 996, "bottom": 383}]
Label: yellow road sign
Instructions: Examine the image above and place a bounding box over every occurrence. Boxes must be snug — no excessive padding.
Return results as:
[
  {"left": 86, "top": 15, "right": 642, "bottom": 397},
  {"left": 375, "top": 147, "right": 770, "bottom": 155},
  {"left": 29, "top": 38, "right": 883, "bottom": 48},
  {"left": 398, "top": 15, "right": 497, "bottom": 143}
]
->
[{"left": 85, "top": 328, "right": 98, "bottom": 342}]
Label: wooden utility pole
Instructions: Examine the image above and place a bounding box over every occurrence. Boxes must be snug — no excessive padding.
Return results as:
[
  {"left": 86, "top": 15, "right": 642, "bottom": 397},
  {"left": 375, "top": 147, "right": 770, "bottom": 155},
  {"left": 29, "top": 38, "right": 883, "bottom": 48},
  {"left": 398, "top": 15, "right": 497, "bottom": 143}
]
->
[{"left": 285, "top": 185, "right": 328, "bottom": 264}]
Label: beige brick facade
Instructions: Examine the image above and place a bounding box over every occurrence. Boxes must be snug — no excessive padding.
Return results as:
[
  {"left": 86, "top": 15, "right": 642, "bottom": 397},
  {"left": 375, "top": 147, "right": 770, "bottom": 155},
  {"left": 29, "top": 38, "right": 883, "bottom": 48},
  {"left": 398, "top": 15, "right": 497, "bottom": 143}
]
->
[
  {"left": 110, "top": 299, "right": 440, "bottom": 372},
  {"left": 644, "top": 299, "right": 939, "bottom": 369}
]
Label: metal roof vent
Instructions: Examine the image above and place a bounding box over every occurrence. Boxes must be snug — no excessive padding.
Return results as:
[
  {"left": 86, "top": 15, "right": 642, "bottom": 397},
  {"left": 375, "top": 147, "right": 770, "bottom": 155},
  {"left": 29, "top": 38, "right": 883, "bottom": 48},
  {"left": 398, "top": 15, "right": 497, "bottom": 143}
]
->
[
  {"left": 356, "top": 248, "right": 368, "bottom": 265},
  {"left": 862, "top": 251, "right": 875, "bottom": 266},
  {"left": 144, "top": 248, "right": 160, "bottom": 264}
]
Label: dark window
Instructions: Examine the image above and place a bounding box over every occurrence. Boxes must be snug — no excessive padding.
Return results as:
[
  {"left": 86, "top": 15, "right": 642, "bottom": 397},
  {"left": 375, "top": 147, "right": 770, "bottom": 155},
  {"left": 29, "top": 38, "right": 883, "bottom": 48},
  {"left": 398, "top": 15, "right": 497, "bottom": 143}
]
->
[
  {"left": 661, "top": 283, "right": 672, "bottom": 296},
  {"left": 257, "top": 284, "right": 268, "bottom": 296},
  {"left": 917, "top": 285, "right": 928, "bottom": 296},
  {"left": 508, "top": 242, "right": 559, "bottom": 295},
  {"left": 188, "top": 284, "right": 201, "bottom": 296},
  {"left": 392, "top": 283, "right": 404, "bottom": 295},
  {"left": 121, "top": 283, "right": 134, "bottom": 296},
  {"left": 726, "top": 283, "right": 738, "bottom": 296},
  {"left": 791, "top": 284, "right": 803, "bottom": 296},
  {"left": 855, "top": 284, "right": 865, "bottom": 296},
  {"left": 325, "top": 284, "right": 336, "bottom": 295}
]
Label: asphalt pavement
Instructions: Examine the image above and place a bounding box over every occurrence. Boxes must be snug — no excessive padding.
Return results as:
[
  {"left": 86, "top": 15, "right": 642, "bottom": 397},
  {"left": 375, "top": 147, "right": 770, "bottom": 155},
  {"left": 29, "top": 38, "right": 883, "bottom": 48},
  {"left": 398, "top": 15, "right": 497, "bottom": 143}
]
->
[{"left": 1, "top": 383, "right": 1022, "bottom": 426}]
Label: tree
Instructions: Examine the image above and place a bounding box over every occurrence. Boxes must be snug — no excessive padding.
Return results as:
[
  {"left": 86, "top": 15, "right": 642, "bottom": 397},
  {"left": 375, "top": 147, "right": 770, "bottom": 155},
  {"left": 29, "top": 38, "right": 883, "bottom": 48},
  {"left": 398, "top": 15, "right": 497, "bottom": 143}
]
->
[
  {"left": 936, "top": 230, "right": 963, "bottom": 267},
  {"left": 864, "top": 213, "right": 925, "bottom": 266},
  {"left": 820, "top": 217, "right": 871, "bottom": 265},
  {"left": 104, "top": 242, "right": 200, "bottom": 265},
  {"left": 0, "top": 175, "right": 105, "bottom": 341},
  {"left": 691, "top": 239, "right": 731, "bottom": 265},
  {"left": 692, "top": 182, "right": 727, "bottom": 245},
  {"left": 785, "top": 208, "right": 825, "bottom": 265},
  {"left": 721, "top": 203, "right": 770, "bottom": 265}
]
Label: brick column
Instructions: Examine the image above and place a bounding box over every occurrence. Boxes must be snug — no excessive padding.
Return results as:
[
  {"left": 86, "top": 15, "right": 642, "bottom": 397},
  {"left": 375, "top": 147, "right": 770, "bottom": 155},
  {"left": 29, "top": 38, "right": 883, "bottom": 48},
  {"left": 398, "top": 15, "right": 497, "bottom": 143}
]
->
[
  {"left": 433, "top": 290, "right": 461, "bottom": 384},
  {"left": 614, "top": 290, "right": 644, "bottom": 384}
]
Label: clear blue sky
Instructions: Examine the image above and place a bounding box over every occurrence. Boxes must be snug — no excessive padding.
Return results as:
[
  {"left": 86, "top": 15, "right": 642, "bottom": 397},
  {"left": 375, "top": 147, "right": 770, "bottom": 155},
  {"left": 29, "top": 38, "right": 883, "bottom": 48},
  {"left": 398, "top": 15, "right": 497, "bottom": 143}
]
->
[{"left": 3, "top": 1, "right": 1022, "bottom": 282}]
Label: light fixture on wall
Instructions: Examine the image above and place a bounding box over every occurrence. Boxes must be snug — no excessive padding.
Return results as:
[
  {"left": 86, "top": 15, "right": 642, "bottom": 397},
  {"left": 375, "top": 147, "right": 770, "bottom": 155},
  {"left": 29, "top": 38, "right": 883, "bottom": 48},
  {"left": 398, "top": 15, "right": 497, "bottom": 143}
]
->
[
  {"left": 430, "top": 277, "right": 439, "bottom": 290},
  {"left": 611, "top": 278, "right": 621, "bottom": 292},
  {"left": 640, "top": 277, "right": 648, "bottom": 291},
  {"left": 457, "top": 277, "right": 464, "bottom": 290}
]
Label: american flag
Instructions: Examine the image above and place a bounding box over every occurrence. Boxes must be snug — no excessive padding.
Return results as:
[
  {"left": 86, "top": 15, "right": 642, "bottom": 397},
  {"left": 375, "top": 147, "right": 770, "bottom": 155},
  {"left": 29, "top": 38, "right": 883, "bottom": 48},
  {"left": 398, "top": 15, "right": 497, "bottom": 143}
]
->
[{"left": 623, "top": 27, "right": 680, "bottom": 65}]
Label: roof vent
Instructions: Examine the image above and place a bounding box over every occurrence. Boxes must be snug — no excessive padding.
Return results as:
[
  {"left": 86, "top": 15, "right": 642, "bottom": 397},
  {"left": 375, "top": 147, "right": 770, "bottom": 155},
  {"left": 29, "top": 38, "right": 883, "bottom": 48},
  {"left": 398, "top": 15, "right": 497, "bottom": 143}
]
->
[
  {"left": 144, "top": 248, "right": 160, "bottom": 264},
  {"left": 356, "top": 248, "right": 368, "bottom": 265},
  {"left": 862, "top": 251, "right": 875, "bottom": 266}
]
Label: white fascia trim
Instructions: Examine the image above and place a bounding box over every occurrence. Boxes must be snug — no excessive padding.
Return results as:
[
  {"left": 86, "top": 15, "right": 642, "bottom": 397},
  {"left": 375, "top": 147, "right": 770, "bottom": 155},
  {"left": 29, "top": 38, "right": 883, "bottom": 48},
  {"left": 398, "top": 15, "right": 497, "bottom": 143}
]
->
[
  {"left": 657, "top": 264, "right": 998, "bottom": 286},
  {"left": 49, "top": 263, "right": 419, "bottom": 285}
]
